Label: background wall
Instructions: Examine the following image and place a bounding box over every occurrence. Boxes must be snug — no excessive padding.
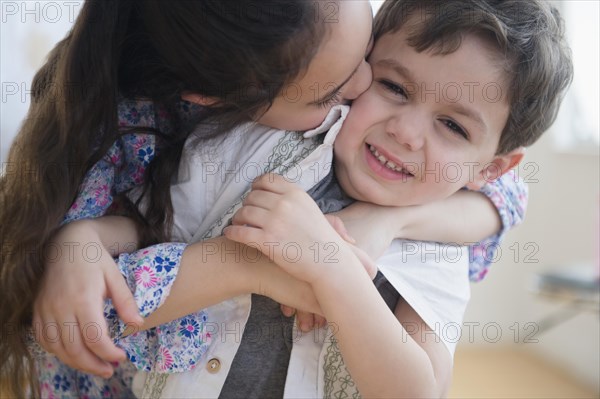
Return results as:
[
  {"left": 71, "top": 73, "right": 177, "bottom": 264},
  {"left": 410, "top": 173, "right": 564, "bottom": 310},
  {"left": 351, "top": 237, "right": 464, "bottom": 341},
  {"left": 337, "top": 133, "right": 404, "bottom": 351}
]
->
[
  {"left": 463, "top": 131, "right": 600, "bottom": 391},
  {"left": 2, "top": 0, "right": 599, "bottom": 395}
]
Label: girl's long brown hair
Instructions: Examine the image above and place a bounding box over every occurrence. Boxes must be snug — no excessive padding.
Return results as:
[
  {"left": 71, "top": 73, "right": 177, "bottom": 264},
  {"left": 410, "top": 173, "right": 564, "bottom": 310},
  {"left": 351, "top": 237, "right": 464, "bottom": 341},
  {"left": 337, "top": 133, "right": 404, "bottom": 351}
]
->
[{"left": 0, "top": 0, "right": 327, "bottom": 396}]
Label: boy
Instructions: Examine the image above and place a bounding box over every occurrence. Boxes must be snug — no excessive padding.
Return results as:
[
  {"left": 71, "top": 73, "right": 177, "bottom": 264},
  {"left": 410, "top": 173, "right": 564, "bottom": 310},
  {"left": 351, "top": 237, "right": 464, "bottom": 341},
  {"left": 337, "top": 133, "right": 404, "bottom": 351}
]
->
[
  {"left": 132, "top": 1, "right": 571, "bottom": 397},
  {"left": 222, "top": 0, "right": 573, "bottom": 397}
]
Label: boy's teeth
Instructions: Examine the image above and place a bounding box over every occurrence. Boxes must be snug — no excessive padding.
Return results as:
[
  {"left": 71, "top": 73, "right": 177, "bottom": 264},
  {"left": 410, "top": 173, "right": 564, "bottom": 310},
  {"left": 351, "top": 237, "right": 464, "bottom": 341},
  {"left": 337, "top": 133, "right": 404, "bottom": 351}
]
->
[{"left": 368, "top": 145, "right": 410, "bottom": 175}]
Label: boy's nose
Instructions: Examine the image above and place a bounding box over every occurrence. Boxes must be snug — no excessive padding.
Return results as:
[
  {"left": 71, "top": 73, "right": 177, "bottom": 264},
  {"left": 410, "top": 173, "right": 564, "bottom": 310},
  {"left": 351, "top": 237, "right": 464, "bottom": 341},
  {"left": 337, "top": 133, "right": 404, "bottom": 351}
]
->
[
  {"left": 343, "top": 60, "right": 373, "bottom": 100},
  {"left": 385, "top": 116, "right": 425, "bottom": 151}
]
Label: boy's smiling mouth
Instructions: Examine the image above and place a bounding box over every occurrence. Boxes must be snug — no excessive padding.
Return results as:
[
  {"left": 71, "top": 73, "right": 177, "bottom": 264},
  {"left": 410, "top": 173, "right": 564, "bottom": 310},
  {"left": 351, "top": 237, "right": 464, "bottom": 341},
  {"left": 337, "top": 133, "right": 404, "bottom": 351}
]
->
[{"left": 365, "top": 144, "right": 415, "bottom": 179}]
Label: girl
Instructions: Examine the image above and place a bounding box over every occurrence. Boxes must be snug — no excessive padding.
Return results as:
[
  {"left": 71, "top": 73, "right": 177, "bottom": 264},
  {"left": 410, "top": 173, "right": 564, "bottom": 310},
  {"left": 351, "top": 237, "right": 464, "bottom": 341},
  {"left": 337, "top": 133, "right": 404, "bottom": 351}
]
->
[
  {"left": 3, "top": 0, "right": 525, "bottom": 398},
  {"left": 1, "top": 1, "right": 373, "bottom": 397}
]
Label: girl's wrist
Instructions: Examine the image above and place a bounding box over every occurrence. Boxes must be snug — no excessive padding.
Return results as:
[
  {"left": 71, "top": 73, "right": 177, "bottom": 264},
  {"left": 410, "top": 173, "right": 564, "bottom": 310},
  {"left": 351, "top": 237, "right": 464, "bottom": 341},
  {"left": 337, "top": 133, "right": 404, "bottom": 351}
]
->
[
  {"left": 392, "top": 204, "right": 427, "bottom": 240},
  {"left": 366, "top": 203, "right": 418, "bottom": 241},
  {"left": 53, "top": 218, "right": 100, "bottom": 245}
]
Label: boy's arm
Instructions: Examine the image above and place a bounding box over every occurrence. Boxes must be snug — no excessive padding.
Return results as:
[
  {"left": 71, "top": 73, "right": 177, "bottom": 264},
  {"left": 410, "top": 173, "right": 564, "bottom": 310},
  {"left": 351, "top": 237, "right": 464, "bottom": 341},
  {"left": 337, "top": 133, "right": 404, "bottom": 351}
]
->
[
  {"left": 312, "top": 257, "right": 452, "bottom": 398},
  {"left": 225, "top": 174, "right": 452, "bottom": 397}
]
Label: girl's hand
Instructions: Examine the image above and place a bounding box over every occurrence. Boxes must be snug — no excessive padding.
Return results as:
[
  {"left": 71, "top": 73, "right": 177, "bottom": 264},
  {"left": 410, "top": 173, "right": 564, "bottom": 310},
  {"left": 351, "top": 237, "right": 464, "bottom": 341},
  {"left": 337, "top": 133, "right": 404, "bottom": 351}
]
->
[{"left": 33, "top": 219, "right": 143, "bottom": 377}]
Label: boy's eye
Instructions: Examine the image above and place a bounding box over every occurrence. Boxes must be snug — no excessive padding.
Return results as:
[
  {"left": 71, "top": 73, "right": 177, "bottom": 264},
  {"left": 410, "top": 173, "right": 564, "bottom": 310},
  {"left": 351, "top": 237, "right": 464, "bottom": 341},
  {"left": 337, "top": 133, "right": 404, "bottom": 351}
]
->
[
  {"left": 378, "top": 79, "right": 408, "bottom": 100},
  {"left": 315, "top": 91, "right": 342, "bottom": 109},
  {"left": 441, "top": 119, "right": 469, "bottom": 140}
]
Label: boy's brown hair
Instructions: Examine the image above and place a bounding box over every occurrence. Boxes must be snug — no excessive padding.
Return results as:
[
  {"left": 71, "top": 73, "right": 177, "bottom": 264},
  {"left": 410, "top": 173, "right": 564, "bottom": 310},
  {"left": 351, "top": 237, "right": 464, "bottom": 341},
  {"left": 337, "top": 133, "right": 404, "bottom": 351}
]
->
[{"left": 374, "top": 0, "right": 573, "bottom": 155}]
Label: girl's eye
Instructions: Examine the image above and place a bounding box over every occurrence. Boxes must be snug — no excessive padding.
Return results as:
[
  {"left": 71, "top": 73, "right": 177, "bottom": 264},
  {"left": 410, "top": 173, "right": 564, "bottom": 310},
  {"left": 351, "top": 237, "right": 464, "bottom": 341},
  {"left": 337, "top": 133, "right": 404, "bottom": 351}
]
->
[
  {"left": 315, "top": 91, "right": 342, "bottom": 109},
  {"left": 442, "top": 119, "right": 469, "bottom": 140},
  {"left": 378, "top": 79, "right": 408, "bottom": 99}
]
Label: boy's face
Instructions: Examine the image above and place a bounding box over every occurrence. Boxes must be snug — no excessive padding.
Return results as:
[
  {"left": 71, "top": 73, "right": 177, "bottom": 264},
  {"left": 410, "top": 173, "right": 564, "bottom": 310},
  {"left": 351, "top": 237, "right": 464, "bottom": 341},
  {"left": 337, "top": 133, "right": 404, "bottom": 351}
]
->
[{"left": 334, "top": 28, "right": 519, "bottom": 207}]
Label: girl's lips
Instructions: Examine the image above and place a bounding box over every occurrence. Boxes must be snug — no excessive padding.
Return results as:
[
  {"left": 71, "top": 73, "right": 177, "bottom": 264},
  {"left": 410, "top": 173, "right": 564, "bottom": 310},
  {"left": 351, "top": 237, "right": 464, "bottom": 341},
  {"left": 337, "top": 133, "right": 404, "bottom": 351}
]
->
[{"left": 364, "top": 144, "right": 414, "bottom": 181}]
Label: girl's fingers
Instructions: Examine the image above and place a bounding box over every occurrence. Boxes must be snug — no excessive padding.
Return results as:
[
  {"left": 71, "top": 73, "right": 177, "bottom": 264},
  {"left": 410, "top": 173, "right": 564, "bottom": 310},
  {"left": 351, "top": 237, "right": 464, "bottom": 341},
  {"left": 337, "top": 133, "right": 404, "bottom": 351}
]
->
[
  {"left": 63, "top": 317, "right": 115, "bottom": 377},
  {"left": 296, "top": 311, "right": 315, "bottom": 332},
  {"left": 76, "top": 312, "right": 126, "bottom": 364},
  {"left": 280, "top": 304, "right": 296, "bottom": 317},
  {"left": 105, "top": 262, "right": 144, "bottom": 328},
  {"left": 33, "top": 312, "right": 53, "bottom": 354},
  {"left": 38, "top": 314, "right": 63, "bottom": 357},
  {"left": 39, "top": 314, "right": 110, "bottom": 377},
  {"left": 314, "top": 314, "right": 327, "bottom": 329}
]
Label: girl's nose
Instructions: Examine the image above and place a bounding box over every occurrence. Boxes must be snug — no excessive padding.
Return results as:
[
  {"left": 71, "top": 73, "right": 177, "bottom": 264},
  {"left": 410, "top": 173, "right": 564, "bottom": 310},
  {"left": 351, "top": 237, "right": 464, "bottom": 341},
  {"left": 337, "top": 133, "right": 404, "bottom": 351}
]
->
[{"left": 343, "top": 59, "right": 372, "bottom": 100}]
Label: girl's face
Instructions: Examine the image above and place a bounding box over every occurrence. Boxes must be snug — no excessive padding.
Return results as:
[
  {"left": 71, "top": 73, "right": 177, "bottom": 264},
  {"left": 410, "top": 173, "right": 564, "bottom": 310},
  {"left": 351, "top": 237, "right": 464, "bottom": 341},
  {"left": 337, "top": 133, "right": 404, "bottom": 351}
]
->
[{"left": 257, "top": 0, "right": 374, "bottom": 131}]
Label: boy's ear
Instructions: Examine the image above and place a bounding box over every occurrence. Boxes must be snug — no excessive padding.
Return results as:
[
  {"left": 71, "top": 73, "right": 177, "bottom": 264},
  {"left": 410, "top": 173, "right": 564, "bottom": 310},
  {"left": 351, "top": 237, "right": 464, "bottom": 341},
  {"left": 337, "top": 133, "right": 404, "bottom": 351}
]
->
[
  {"left": 466, "top": 147, "right": 525, "bottom": 190},
  {"left": 181, "top": 92, "right": 219, "bottom": 106}
]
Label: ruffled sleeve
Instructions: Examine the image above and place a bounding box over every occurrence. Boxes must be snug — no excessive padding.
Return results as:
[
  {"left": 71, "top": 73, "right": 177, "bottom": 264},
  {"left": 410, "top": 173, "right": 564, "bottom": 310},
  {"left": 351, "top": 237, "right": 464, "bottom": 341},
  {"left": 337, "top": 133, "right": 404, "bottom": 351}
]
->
[
  {"left": 61, "top": 99, "right": 213, "bottom": 372},
  {"left": 469, "top": 170, "right": 528, "bottom": 281},
  {"left": 103, "top": 243, "right": 212, "bottom": 372},
  {"left": 63, "top": 99, "right": 160, "bottom": 224}
]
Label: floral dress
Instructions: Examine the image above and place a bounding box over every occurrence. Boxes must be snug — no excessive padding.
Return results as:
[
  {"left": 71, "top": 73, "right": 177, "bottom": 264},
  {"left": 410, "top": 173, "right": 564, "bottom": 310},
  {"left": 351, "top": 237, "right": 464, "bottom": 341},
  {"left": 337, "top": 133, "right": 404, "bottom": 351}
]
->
[{"left": 36, "top": 98, "right": 528, "bottom": 398}]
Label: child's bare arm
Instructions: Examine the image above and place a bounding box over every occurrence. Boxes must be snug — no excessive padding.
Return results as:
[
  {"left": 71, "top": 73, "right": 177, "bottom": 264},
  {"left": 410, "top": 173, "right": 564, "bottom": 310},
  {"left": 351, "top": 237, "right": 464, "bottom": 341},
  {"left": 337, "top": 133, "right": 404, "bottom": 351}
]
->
[
  {"left": 334, "top": 189, "right": 500, "bottom": 258},
  {"left": 140, "top": 236, "right": 322, "bottom": 331},
  {"left": 35, "top": 215, "right": 323, "bottom": 376},
  {"left": 225, "top": 173, "right": 452, "bottom": 397},
  {"left": 334, "top": 172, "right": 526, "bottom": 281},
  {"left": 311, "top": 259, "right": 452, "bottom": 398}
]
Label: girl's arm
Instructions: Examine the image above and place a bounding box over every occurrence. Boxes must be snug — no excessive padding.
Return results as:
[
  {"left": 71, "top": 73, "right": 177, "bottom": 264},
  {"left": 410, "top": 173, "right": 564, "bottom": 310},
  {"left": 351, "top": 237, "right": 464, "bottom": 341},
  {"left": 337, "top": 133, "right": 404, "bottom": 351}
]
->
[
  {"left": 138, "top": 236, "right": 322, "bottom": 332},
  {"left": 225, "top": 174, "right": 452, "bottom": 397},
  {"left": 34, "top": 216, "right": 144, "bottom": 378},
  {"left": 35, "top": 216, "right": 322, "bottom": 375},
  {"left": 333, "top": 170, "right": 527, "bottom": 280}
]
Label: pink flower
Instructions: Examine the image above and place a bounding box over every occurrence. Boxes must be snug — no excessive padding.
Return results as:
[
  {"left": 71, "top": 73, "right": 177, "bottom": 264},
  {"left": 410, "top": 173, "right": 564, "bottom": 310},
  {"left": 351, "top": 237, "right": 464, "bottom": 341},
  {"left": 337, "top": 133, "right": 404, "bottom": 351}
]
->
[
  {"left": 158, "top": 347, "right": 174, "bottom": 371},
  {"left": 132, "top": 166, "right": 145, "bottom": 184},
  {"left": 134, "top": 265, "right": 158, "bottom": 288},
  {"left": 94, "top": 185, "right": 110, "bottom": 207},
  {"left": 40, "top": 382, "right": 56, "bottom": 399}
]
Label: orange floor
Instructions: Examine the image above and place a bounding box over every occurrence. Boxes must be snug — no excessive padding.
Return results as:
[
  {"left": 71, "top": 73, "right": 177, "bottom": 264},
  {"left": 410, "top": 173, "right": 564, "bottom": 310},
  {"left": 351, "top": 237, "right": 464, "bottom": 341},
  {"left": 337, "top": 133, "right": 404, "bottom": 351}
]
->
[{"left": 449, "top": 347, "right": 599, "bottom": 399}]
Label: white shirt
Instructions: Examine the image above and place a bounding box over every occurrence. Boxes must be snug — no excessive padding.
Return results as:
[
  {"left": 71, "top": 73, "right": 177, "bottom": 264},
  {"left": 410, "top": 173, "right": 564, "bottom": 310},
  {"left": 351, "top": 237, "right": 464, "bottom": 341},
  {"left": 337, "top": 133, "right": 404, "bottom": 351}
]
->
[{"left": 134, "top": 106, "right": 471, "bottom": 398}]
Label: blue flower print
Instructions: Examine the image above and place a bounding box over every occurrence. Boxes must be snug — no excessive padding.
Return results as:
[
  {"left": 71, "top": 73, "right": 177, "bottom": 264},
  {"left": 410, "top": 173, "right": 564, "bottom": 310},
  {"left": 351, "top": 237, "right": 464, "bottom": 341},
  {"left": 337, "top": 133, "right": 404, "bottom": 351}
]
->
[
  {"left": 137, "top": 147, "right": 154, "bottom": 166},
  {"left": 125, "top": 108, "right": 141, "bottom": 124},
  {"left": 178, "top": 318, "right": 200, "bottom": 338},
  {"left": 53, "top": 374, "right": 71, "bottom": 392},
  {"left": 155, "top": 256, "right": 176, "bottom": 273}
]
